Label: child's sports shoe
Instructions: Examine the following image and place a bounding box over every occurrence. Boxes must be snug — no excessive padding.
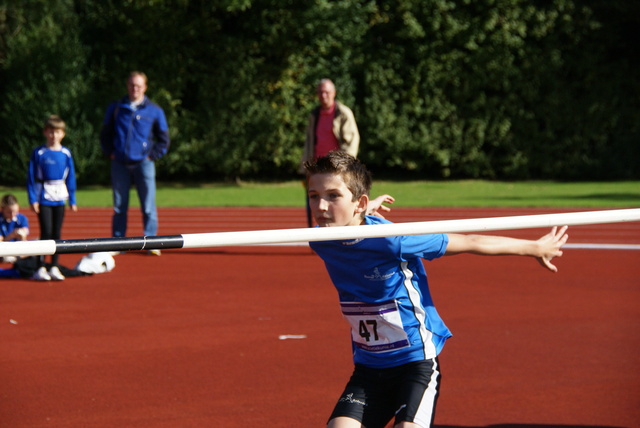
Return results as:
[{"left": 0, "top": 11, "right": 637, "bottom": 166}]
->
[
  {"left": 32, "top": 266, "right": 52, "bottom": 281},
  {"left": 49, "top": 266, "right": 66, "bottom": 281}
]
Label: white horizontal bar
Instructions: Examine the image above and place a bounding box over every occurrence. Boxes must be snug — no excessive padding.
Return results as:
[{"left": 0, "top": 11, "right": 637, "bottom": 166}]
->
[
  {"left": 0, "top": 208, "right": 638, "bottom": 257},
  {"left": 0, "top": 239, "right": 57, "bottom": 257},
  {"left": 181, "top": 208, "right": 640, "bottom": 248}
]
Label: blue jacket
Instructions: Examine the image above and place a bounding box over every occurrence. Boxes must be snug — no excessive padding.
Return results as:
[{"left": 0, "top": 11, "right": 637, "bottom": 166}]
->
[{"left": 100, "top": 95, "right": 170, "bottom": 163}]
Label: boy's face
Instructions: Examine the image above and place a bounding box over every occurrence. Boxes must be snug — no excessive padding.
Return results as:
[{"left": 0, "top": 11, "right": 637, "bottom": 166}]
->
[
  {"left": 307, "top": 173, "right": 368, "bottom": 227},
  {"left": 2, "top": 204, "right": 19, "bottom": 221},
  {"left": 43, "top": 127, "right": 65, "bottom": 147}
]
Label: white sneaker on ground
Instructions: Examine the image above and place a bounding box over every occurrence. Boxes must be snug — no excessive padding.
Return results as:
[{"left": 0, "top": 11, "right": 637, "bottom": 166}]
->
[
  {"left": 49, "top": 266, "right": 66, "bottom": 281},
  {"left": 32, "top": 266, "right": 52, "bottom": 281},
  {"left": 147, "top": 249, "right": 161, "bottom": 256}
]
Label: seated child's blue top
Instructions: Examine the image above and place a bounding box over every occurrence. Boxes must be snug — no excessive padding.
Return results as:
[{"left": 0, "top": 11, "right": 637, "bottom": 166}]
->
[{"left": 1, "top": 213, "right": 29, "bottom": 241}]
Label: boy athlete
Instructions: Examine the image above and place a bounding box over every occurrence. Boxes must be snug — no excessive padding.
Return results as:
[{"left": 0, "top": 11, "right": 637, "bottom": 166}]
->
[
  {"left": 27, "top": 115, "right": 78, "bottom": 281},
  {"left": 304, "top": 151, "right": 568, "bottom": 428}
]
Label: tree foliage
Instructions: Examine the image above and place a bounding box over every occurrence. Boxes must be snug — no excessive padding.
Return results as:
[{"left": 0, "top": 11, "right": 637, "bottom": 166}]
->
[{"left": 0, "top": 0, "right": 637, "bottom": 185}]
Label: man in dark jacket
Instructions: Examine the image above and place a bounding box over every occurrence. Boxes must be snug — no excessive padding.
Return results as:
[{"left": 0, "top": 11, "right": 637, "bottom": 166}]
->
[{"left": 100, "top": 71, "right": 170, "bottom": 254}]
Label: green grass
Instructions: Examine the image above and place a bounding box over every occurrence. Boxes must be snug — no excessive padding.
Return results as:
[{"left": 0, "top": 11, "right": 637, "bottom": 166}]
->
[
  {"left": 3, "top": 180, "right": 638, "bottom": 208},
  {"left": 371, "top": 180, "right": 640, "bottom": 208}
]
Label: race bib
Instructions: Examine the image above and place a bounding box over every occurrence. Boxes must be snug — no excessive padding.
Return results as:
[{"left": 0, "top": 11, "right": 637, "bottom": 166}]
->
[
  {"left": 43, "top": 180, "right": 69, "bottom": 202},
  {"left": 340, "top": 300, "right": 410, "bottom": 353}
]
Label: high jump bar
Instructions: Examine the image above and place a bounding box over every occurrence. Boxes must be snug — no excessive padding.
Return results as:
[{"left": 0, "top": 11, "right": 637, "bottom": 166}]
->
[{"left": 0, "top": 208, "right": 638, "bottom": 257}]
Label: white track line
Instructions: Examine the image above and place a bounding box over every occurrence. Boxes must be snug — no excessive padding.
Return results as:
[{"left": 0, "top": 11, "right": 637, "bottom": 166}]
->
[
  {"left": 563, "top": 243, "right": 640, "bottom": 250},
  {"left": 260, "top": 242, "right": 640, "bottom": 250}
]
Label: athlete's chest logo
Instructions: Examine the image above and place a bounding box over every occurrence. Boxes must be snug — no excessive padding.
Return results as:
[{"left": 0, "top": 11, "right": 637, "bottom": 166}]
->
[{"left": 364, "top": 267, "right": 394, "bottom": 281}]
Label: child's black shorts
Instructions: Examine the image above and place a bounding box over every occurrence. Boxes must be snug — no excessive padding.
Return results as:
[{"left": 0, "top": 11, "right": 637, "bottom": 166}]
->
[{"left": 328, "top": 358, "right": 441, "bottom": 428}]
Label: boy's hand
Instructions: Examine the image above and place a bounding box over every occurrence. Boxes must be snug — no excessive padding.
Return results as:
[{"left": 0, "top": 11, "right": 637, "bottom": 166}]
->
[
  {"left": 368, "top": 194, "right": 395, "bottom": 219},
  {"left": 536, "top": 226, "right": 569, "bottom": 272}
]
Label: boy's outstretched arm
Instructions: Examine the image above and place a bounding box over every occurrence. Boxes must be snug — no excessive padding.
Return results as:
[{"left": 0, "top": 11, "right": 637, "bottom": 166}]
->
[{"left": 445, "top": 226, "right": 569, "bottom": 272}]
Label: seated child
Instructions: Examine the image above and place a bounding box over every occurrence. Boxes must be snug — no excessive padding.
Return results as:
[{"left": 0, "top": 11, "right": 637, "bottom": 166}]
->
[{"left": 0, "top": 194, "right": 30, "bottom": 277}]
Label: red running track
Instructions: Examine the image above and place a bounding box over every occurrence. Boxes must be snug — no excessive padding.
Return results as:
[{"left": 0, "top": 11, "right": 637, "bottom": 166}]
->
[{"left": 1, "top": 207, "right": 638, "bottom": 428}]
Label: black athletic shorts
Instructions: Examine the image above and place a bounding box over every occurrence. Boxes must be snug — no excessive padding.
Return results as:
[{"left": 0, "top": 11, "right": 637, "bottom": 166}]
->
[{"left": 328, "top": 358, "right": 441, "bottom": 428}]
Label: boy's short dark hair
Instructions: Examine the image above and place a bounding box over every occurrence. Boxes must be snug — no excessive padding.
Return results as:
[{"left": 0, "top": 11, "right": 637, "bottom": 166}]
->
[
  {"left": 44, "top": 114, "right": 66, "bottom": 130},
  {"left": 1, "top": 194, "right": 18, "bottom": 208},
  {"left": 304, "top": 151, "right": 372, "bottom": 201}
]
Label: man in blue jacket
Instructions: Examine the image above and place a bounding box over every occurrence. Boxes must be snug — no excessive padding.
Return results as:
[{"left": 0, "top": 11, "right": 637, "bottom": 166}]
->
[{"left": 100, "top": 71, "right": 170, "bottom": 254}]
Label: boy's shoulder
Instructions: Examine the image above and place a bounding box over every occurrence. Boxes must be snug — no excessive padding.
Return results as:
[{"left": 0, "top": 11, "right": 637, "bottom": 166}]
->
[
  {"left": 364, "top": 215, "right": 392, "bottom": 226},
  {"left": 35, "top": 145, "right": 73, "bottom": 157}
]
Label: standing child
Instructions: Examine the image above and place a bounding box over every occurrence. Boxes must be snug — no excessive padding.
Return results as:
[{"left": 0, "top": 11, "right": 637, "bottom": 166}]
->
[
  {"left": 304, "top": 151, "right": 568, "bottom": 428},
  {"left": 27, "top": 115, "right": 78, "bottom": 281}
]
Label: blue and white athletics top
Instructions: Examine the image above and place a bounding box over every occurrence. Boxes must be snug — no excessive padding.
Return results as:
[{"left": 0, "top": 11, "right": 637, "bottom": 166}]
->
[
  {"left": 310, "top": 215, "right": 452, "bottom": 369},
  {"left": 27, "top": 145, "right": 77, "bottom": 207}
]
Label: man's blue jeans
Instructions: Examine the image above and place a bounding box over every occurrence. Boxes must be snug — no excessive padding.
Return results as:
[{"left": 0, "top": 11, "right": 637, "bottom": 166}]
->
[{"left": 111, "top": 158, "right": 158, "bottom": 237}]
